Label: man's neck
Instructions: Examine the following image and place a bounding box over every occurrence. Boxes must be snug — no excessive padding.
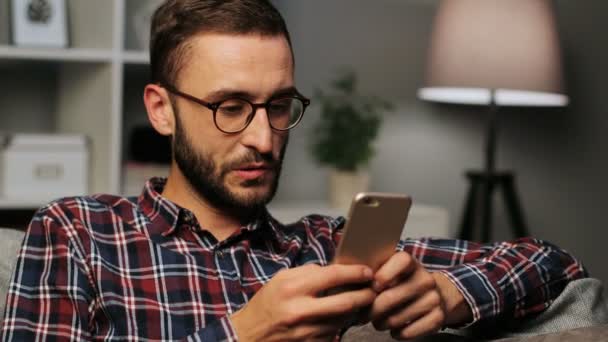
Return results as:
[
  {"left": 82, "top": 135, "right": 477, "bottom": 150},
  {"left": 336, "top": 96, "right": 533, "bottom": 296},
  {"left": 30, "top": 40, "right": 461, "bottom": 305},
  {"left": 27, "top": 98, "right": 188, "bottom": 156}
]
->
[{"left": 161, "top": 165, "right": 246, "bottom": 242}]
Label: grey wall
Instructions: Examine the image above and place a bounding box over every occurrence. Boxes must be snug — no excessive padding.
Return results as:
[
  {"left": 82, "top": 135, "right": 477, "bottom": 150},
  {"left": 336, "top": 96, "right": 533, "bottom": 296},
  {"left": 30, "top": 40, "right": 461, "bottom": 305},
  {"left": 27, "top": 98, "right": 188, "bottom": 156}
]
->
[{"left": 272, "top": 0, "right": 608, "bottom": 287}]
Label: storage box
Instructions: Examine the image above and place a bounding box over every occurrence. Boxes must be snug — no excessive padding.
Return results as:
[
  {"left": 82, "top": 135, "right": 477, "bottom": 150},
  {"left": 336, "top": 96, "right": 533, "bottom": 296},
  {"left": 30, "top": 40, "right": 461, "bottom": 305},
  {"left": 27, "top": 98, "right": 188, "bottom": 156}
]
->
[
  {"left": 0, "top": 134, "right": 89, "bottom": 202},
  {"left": 11, "top": 0, "right": 69, "bottom": 48}
]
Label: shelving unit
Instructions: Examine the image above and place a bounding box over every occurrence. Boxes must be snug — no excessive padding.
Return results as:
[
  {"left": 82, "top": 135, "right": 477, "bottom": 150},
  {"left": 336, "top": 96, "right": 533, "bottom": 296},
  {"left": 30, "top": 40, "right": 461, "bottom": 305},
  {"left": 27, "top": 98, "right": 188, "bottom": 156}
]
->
[
  {"left": 0, "top": 0, "right": 163, "bottom": 209},
  {"left": 0, "top": 46, "right": 114, "bottom": 62}
]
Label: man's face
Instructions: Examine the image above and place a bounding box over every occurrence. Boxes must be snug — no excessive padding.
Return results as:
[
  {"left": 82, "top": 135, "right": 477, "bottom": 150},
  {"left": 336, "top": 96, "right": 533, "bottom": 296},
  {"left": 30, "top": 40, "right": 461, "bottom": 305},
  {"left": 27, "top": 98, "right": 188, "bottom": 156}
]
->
[{"left": 171, "top": 33, "right": 294, "bottom": 213}]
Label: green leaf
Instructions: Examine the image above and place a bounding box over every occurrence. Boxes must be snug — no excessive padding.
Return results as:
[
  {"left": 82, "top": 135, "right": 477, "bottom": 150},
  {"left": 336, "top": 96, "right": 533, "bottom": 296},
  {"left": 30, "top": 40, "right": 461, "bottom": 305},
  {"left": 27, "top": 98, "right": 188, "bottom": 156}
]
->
[{"left": 309, "top": 69, "right": 392, "bottom": 171}]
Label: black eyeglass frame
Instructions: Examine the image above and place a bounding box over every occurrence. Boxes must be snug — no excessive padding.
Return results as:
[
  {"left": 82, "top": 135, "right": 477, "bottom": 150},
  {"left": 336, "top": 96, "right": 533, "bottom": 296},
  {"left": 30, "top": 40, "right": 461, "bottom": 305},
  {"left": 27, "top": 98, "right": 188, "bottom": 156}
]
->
[{"left": 160, "top": 82, "right": 311, "bottom": 134}]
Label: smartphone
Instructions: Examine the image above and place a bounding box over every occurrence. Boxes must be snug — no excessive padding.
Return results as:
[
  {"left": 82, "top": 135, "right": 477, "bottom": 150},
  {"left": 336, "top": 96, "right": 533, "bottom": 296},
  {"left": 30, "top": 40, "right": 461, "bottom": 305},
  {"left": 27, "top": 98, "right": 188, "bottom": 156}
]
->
[{"left": 333, "top": 192, "right": 412, "bottom": 271}]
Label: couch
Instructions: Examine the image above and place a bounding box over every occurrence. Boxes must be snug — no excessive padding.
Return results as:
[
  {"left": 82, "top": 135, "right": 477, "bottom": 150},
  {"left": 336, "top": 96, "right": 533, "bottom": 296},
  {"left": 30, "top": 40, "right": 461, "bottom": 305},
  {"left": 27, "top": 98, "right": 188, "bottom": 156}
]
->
[{"left": 1, "top": 227, "right": 607, "bottom": 341}]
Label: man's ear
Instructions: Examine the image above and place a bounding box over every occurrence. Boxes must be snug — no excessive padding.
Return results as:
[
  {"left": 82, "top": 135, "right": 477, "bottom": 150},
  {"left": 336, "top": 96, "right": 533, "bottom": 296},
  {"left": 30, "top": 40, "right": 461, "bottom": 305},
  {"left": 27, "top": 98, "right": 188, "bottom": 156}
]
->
[{"left": 144, "top": 84, "right": 175, "bottom": 136}]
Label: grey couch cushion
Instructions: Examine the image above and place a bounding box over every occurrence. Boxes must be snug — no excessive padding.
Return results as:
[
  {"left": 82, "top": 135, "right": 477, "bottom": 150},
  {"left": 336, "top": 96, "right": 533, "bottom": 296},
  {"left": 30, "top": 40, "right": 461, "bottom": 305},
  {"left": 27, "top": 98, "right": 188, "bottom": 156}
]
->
[
  {"left": 499, "top": 278, "right": 608, "bottom": 337},
  {"left": 342, "top": 278, "right": 608, "bottom": 341},
  {"left": 497, "top": 324, "right": 608, "bottom": 342},
  {"left": 0, "top": 228, "right": 26, "bottom": 316}
]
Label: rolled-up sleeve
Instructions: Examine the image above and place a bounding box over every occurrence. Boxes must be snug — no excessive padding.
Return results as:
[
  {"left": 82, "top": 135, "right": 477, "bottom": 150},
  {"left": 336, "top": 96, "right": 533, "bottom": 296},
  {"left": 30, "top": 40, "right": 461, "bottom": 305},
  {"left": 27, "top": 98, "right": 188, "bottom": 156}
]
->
[{"left": 398, "top": 237, "right": 588, "bottom": 324}]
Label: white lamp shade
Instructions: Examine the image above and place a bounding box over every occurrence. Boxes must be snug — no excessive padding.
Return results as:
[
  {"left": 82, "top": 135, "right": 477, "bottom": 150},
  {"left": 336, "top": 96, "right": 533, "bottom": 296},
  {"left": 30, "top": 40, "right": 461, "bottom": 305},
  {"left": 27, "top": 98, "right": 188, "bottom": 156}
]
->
[{"left": 419, "top": 0, "right": 568, "bottom": 107}]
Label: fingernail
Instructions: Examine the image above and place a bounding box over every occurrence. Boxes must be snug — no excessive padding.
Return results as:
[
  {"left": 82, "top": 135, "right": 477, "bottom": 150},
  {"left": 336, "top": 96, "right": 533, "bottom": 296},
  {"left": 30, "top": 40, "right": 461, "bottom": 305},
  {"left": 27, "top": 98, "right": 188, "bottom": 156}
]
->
[
  {"left": 363, "top": 267, "right": 373, "bottom": 278},
  {"left": 373, "top": 281, "right": 383, "bottom": 292}
]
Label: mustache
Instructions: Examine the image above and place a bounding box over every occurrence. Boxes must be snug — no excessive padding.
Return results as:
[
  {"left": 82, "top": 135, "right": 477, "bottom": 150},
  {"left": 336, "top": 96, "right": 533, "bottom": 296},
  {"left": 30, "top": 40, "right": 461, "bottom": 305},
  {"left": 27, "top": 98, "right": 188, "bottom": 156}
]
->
[{"left": 221, "top": 150, "right": 280, "bottom": 174}]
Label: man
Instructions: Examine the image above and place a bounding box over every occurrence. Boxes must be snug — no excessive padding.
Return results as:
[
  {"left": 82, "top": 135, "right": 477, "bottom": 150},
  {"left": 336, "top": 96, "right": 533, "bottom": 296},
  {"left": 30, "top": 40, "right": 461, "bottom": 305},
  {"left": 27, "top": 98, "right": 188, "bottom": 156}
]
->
[{"left": 1, "top": 0, "right": 587, "bottom": 341}]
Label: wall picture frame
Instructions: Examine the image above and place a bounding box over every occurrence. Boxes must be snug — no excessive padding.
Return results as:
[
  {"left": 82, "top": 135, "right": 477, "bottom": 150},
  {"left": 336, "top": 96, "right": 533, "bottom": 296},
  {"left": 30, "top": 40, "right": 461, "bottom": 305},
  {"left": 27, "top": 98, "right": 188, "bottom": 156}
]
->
[{"left": 11, "top": 0, "right": 68, "bottom": 47}]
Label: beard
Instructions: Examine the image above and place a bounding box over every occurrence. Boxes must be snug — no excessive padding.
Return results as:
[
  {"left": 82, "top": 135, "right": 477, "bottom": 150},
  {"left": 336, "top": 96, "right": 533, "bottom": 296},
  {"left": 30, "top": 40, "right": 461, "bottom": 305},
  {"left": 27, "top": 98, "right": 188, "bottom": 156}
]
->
[{"left": 172, "top": 112, "right": 287, "bottom": 216}]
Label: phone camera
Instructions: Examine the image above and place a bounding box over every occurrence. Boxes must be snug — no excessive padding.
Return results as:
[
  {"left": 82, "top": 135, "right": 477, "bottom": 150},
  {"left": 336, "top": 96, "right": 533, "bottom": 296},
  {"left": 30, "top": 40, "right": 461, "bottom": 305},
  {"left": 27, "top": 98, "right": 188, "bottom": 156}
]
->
[{"left": 362, "top": 196, "right": 380, "bottom": 207}]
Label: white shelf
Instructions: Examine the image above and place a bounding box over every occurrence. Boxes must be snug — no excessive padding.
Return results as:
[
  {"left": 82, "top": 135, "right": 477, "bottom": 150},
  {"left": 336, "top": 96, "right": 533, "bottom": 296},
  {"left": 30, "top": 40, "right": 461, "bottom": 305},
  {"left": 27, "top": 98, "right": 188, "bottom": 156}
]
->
[
  {"left": 0, "top": 0, "right": 164, "bottom": 207},
  {"left": 0, "top": 46, "right": 114, "bottom": 63},
  {"left": 0, "top": 198, "right": 46, "bottom": 210}
]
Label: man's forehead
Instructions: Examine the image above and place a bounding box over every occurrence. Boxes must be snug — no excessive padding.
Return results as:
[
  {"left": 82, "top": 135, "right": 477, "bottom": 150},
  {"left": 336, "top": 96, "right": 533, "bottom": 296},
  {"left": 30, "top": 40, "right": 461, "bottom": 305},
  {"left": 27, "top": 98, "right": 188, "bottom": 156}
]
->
[
  {"left": 178, "top": 33, "right": 295, "bottom": 96},
  {"left": 185, "top": 33, "right": 293, "bottom": 69}
]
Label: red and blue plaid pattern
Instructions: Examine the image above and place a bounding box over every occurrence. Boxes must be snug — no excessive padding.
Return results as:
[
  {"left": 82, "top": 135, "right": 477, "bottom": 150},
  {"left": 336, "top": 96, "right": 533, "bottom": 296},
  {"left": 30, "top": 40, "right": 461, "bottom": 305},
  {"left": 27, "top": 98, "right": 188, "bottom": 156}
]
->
[{"left": 1, "top": 178, "right": 587, "bottom": 340}]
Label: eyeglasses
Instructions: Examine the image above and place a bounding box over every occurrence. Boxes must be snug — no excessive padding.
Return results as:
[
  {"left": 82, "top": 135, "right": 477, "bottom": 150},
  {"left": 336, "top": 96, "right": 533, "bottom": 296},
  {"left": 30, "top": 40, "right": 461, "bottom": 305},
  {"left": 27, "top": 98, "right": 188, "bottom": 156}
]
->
[{"left": 161, "top": 83, "right": 310, "bottom": 134}]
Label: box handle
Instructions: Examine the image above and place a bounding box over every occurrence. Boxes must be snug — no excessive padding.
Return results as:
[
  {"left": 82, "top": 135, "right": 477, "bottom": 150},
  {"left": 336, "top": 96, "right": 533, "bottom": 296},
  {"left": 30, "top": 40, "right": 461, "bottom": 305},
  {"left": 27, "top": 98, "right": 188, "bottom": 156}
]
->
[{"left": 34, "top": 164, "right": 64, "bottom": 180}]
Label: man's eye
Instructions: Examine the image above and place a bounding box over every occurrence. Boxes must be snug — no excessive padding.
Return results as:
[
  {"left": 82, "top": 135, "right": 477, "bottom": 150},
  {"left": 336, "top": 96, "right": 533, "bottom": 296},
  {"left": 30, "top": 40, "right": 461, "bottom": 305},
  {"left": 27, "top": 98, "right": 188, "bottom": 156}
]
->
[
  {"left": 269, "top": 99, "right": 292, "bottom": 113},
  {"left": 220, "top": 106, "right": 243, "bottom": 113},
  {"left": 269, "top": 104, "right": 289, "bottom": 112},
  {"left": 218, "top": 101, "right": 247, "bottom": 115}
]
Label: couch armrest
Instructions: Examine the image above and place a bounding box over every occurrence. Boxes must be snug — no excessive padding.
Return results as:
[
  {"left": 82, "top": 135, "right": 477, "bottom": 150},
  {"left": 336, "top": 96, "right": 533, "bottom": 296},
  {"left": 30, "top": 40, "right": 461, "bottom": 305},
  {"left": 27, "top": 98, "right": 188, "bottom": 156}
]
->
[{"left": 0, "top": 228, "right": 26, "bottom": 315}]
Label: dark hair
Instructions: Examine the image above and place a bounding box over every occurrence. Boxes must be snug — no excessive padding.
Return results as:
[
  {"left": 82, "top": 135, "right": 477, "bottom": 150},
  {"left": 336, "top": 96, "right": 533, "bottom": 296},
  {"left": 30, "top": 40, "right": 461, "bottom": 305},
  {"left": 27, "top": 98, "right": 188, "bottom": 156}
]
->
[{"left": 150, "top": 0, "right": 293, "bottom": 85}]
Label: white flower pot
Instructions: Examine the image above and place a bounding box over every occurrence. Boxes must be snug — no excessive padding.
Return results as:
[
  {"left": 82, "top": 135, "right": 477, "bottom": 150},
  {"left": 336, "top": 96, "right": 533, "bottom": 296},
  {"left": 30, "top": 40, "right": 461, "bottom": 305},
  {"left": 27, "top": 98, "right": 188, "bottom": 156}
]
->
[{"left": 329, "top": 169, "right": 370, "bottom": 211}]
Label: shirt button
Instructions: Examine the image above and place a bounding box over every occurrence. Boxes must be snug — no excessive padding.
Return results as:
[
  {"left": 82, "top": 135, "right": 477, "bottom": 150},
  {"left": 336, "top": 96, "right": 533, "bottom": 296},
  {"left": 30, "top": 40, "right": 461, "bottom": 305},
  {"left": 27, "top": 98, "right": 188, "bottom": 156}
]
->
[
  {"left": 184, "top": 212, "right": 195, "bottom": 223},
  {"left": 217, "top": 250, "right": 224, "bottom": 258}
]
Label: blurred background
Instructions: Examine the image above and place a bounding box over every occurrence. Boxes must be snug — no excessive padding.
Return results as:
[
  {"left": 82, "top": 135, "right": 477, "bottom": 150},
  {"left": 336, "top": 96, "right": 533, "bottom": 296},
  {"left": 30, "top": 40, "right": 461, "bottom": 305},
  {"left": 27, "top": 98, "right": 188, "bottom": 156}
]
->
[
  {"left": 273, "top": 0, "right": 608, "bottom": 289},
  {"left": 0, "top": 0, "right": 607, "bottom": 292}
]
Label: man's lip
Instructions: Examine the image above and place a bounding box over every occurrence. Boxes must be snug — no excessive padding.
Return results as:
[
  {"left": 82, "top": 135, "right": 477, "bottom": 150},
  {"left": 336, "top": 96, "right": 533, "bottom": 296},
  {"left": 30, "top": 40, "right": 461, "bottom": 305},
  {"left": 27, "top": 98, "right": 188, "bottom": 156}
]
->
[
  {"left": 235, "top": 163, "right": 273, "bottom": 171},
  {"left": 233, "top": 165, "right": 273, "bottom": 181}
]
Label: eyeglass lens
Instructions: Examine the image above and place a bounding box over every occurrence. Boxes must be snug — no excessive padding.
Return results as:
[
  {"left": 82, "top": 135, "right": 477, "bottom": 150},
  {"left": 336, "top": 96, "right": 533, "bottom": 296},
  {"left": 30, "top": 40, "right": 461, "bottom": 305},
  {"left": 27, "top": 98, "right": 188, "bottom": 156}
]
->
[{"left": 215, "top": 97, "right": 304, "bottom": 132}]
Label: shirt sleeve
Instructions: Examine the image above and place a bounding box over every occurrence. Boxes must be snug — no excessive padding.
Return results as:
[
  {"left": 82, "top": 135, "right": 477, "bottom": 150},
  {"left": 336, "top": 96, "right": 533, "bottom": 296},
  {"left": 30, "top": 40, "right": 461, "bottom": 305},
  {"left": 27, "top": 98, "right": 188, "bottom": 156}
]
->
[
  {"left": 1, "top": 208, "right": 94, "bottom": 341},
  {"left": 185, "top": 316, "right": 238, "bottom": 342},
  {"left": 2, "top": 209, "right": 252, "bottom": 342},
  {"left": 397, "top": 237, "right": 588, "bottom": 325},
  {"left": 330, "top": 216, "right": 346, "bottom": 249}
]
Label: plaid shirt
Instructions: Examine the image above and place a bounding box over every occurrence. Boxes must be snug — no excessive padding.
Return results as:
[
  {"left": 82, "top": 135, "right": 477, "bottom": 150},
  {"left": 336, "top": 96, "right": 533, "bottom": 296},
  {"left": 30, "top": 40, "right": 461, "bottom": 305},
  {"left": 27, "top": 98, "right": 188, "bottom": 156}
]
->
[{"left": 2, "top": 178, "right": 587, "bottom": 341}]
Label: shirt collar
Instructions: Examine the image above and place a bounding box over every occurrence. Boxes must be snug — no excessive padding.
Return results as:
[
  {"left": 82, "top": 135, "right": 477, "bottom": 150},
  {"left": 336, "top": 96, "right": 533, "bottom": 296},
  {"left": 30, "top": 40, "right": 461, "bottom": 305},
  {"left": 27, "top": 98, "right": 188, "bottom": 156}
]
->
[
  {"left": 137, "top": 177, "right": 181, "bottom": 237},
  {"left": 137, "top": 177, "right": 278, "bottom": 240}
]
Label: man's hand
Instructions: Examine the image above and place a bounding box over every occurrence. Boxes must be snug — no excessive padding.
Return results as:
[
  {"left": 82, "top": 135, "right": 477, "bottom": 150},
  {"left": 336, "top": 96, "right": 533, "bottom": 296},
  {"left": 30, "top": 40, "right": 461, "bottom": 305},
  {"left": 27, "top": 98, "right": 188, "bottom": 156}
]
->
[
  {"left": 369, "top": 252, "right": 473, "bottom": 340},
  {"left": 231, "top": 263, "right": 376, "bottom": 341}
]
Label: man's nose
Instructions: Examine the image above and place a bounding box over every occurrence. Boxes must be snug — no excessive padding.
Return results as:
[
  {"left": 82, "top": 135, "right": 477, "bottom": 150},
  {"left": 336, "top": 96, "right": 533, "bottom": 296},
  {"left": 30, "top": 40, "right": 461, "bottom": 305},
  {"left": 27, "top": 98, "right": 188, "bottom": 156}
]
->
[{"left": 240, "top": 108, "right": 274, "bottom": 153}]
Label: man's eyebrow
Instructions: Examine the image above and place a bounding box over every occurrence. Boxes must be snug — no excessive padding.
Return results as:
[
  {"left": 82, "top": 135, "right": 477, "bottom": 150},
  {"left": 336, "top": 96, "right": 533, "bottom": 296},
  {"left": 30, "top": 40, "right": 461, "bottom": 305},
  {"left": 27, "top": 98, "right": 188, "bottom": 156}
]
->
[
  {"left": 205, "top": 86, "right": 300, "bottom": 102},
  {"left": 205, "top": 89, "right": 253, "bottom": 102},
  {"left": 271, "top": 86, "right": 299, "bottom": 98}
]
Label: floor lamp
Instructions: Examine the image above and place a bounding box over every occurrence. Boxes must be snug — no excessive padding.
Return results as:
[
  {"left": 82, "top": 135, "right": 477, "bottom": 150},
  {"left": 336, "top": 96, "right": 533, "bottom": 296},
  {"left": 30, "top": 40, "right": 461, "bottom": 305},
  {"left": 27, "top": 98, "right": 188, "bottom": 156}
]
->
[{"left": 418, "top": 0, "right": 569, "bottom": 242}]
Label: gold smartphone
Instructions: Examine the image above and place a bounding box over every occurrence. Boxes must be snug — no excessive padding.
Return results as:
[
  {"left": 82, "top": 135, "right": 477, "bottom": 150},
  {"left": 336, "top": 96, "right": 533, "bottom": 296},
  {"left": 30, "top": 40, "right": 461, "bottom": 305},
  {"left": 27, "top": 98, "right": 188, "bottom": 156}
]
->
[{"left": 333, "top": 192, "right": 412, "bottom": 271}]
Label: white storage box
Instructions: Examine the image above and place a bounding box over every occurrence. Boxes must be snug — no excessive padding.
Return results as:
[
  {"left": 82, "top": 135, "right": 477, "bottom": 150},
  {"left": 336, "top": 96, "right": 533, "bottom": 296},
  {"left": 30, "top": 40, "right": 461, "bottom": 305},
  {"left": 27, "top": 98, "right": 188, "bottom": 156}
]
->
[{"left": 0, "top": 134, "right": 89, "bottom": 202}]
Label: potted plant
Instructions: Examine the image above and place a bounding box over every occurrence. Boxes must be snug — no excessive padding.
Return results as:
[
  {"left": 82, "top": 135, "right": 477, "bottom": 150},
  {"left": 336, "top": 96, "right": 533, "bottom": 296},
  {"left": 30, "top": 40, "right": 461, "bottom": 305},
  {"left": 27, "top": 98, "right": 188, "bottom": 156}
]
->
[{"left": 310, "top": 69, "right": 393, "bottom": 209}]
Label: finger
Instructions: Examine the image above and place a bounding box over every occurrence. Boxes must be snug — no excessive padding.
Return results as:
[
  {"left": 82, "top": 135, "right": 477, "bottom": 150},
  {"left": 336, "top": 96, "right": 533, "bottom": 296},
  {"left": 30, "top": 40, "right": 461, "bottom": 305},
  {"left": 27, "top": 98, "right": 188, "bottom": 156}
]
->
[
  {"left": 290, "top": 322, "right": 345, "bottom": 341},
  {"left": 369, "top": 269, "right": 436, "bottom": 320},
  {"left": 302, "top": 287, "right": 377, "bottom": 319},
  {"left": 373, "top": 290, "right": 442, "bottom": 331},
  {"left": 390, "top": 307, "right": 445, "bottom": 341},
  {"left": 373, "top": 252, "right": 417, "bottom": 292},
  {"left": 300, "top": 264, "right": 374, "bottom": 294},
  {"left": 294, "top": 323, "right": 342, "bottom": 341}
]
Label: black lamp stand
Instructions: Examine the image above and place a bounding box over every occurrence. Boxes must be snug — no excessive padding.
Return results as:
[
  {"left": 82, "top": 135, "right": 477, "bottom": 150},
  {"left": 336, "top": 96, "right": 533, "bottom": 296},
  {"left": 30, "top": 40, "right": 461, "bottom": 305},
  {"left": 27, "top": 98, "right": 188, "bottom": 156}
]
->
[{"left": 458, "top": 92, "right": 530, "bottom": 243}]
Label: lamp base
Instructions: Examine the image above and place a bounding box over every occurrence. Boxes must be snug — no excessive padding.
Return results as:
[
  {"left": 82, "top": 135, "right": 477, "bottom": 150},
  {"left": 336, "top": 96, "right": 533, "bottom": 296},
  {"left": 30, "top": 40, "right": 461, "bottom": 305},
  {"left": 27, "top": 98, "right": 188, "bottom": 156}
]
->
[{"left": 458, "top": 171, "right": 530, "bottom": 242}]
